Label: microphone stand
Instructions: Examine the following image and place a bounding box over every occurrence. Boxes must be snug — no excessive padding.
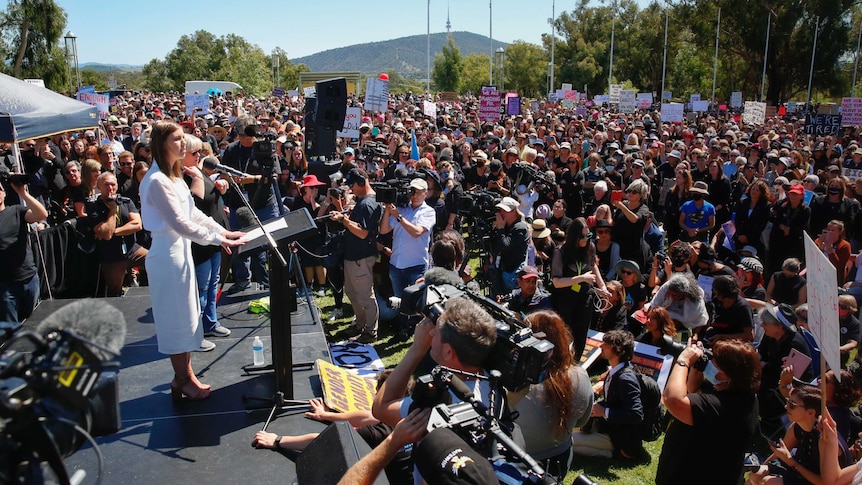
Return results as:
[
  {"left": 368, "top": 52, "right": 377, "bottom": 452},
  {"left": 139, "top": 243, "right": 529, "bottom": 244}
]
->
[{"left": 224, "top": 173, "right": 287, "bottom": 267}]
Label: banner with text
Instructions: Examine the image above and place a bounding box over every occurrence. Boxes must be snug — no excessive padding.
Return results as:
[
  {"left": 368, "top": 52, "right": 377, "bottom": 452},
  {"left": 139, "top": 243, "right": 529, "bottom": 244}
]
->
[
  {"left": 805, "top": 113, "right": 842, "bottom": 136},
  {"left": 842, "top": 98, "right": 862, "bottom": 126},
  {"left": 619, "top": 90, "right": 637, "bottom": 113},
  {"left": 803, "top": 233, "right": 841, "bottom": 380},
  {"left": 363, "top": 78, "right": 389, "bottom": 112},
  {"left": 77, "top": 92, "right": 109, "bottom": 119},
  {"left": 185, "top": 93, "right": 210, "bottom": 115},
  {"left": 336, "top": 107, "right": 361, "bottom": 139},
  {"left": 507, "top": 96, "right": 521, "bottom": 116},
  {"left": 317, "top": 359, "right": 378, "bottom": 413},
  {"left": 479, "top": 86, "right": 501, "bottom": 123},
  {"left": 662, "top": 102, "right": 684, "bottom": 123},
  {"left": 743, "top": 101, "right": 766, "bottom": 126}
]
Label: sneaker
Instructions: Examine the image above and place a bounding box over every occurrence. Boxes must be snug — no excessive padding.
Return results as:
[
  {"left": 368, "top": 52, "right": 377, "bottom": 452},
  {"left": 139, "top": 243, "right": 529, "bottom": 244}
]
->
[
  {"left": 225, "top": 281, "right": 250, "bottom": 295},
  {"left": 349, "top": 332, "right": 377, "bottom": 344},
  {"left": 196, "top": 339, "right": 216, "bottom": 352},
  {"left": 204, "top": 326, "right": 231, "bottom": 337},
  {"left": 315, "top": 288, "right": 326, "bottom": 297},
  {"left": 328, "top": 308, "right": 344, "bottom": 322}
]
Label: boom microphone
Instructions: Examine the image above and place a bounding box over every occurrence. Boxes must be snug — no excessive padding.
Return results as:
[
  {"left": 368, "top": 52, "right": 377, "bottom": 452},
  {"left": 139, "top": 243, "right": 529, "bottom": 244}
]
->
[
  {"left": 36, "top": 299, "right": 127, "bottom": 360},
  {"left": 202, "top": 156, "right": 250, "bottom": 178},
  {"left": 423, "top": 267, "right": 464, "bottom": 287}
]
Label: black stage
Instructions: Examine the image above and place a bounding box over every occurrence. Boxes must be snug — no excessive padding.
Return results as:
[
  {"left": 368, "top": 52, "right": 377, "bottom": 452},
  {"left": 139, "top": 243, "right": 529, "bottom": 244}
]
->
[{"left": 24, "top": 285, "right": 334, "bottom": 484}]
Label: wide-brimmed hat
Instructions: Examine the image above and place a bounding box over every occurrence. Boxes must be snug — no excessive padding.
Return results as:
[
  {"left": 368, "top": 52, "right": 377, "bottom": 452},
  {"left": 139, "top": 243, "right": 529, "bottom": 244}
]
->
[
  {"left": 531, "top": 219, "right": 551, "bottom": 238},
  {"left": 690, "top": 181, "right": 709, "bottom": 195},
  {"left": 615, "top": 260, "right": 642, "bottom": 281},
  {"left": 763, "top": 303, "right": 797, "bottom": 332},
  {"left": 300, "top": 174, "right": 326, "bottom": 188}
]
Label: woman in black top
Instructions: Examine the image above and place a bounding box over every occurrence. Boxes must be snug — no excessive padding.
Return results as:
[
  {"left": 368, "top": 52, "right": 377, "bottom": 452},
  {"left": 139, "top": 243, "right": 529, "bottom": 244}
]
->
[
  {"left": 732, "top": 179, "right": 771, "bottom": 257},
  {"left": 611, "top": 179, "right": 651, "bottom": 271},
  {"left": 551, "top": 217, "right": 606, "bottom": 360},
  {"left": 768, "top": 185, "right": 810, "bottom": 278},
  {"left": 664, "top": 168, "right": 691, "bottom": 246},
  {"left": 706, "top": 159, "right": 732, "bottom": 225},
  {"left": 765, "top": 258, "right": 807, "bottom": 308}
]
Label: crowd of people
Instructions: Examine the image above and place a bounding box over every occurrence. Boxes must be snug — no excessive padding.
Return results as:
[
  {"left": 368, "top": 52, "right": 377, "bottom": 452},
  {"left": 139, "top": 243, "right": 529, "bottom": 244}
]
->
[{"left": 6, "top": 87, "right": 862, "bottom": 483}]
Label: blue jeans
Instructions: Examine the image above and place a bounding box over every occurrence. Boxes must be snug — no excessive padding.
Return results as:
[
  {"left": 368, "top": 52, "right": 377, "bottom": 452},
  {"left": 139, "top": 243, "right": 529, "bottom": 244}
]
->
[
  {"left": 229, "top": 200, "right": 279, "bottom": 287},
  {"left": 389, "top": 264, "right": 427, "bottom": 330},
  {"left": 0, "top": 274, "right": 40, "bottom": 322},
  {"left": 195, "top": 251, "right": 221, "bottom": 332}
]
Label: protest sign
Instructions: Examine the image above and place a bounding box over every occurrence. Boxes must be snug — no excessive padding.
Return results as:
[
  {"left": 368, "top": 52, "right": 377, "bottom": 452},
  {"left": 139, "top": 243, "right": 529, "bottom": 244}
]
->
[
  {"left": 336, "top": 107, "right": 361, "bottom": 139},
  {"left": 24, "top": 79, "right": 45, "bottom": 88},
  {"left": 561, "top": 83, "right": 573, "bottom": 92},
  {"left": 692, "top": 100, "right": 709, "bottom": 112},
  {"left": 661, "top": 102, "right": 684, "bottom": 123},
  {"left": 286, "top": 89, "right": 299, "bottom": 98},
  {"left": 363, "top": 78, "right": 388, "bottom": 112},
  {"left": 581, "top": 330, "right": 673, "bottom": 390},
  {"left": 661, "top": 91, "right": 672, "bottom": 102},
  {"left": 803, "top": 233, "right": 841, "bottom": 380},
  {"left": 561, "top": 100, "right": 575, "bottom": 109},
  {"left": 317, "top": 359, "right": 378, "bottom": 413},
  {"left": 842, "top": 98, "right": 862, "bottom": 126},
  {"left": 564, "top": 90, "right": 578, "bottom": 101},
  {"left": 619, "top": 90, "right": 637, "bottom": 113},
  {"left": 594, "top": 94, "right": 609, "bottom": 105},
  {"left": 804, "top": 113, "right": 842, "bottom": 136},
  {"left": 637, "top": 93, "right": 653, "bottom": 109},
  {"left": 690, "top": 94, "right": 701, "bottom": 103},
  {"left": 844, "top": 168, "right": 862, "bottom": 182},
  {"left": 609, "top": 84, "right": 623, "bottom": 104},
  {"left": 303, "top": 86, "right": 316, "bottom": 98},
  {"left": 731, "top": 92, "right": 742, "bottom": 108},
  {"left": 507, "top": 96, "right": 521, "bottom": 116},
  {"left": 479, "top": 86, "right": 501, "bottom": 122},
  {"left": 184, "top": 93, "right": 209, "bottom": 115},
  {"left": 423, "top": 100, "right": 437, "bottom": 118},
  {"left": 575, "top": 105, "right": 587, "bottom": 117},
  {"left": 722, "top": 221, "right": 736, "bottom": 252},
  {"left": 77, "top": 91, "right": 109, "bottom": 119},
  {"left": 555, "top": 89, "right": 566, "bottom": 101},
  {"left": 271, "top": 87, "right": 285, "bottom": 97},
  {"left": 743, "top": 101, "right": 766, "bottom": 126},
  {"left": 78, "top": 85, "right": 95, "bottom": 94},
  {"left": 328, "top": 342, "right": 384, "bottom": 378}
]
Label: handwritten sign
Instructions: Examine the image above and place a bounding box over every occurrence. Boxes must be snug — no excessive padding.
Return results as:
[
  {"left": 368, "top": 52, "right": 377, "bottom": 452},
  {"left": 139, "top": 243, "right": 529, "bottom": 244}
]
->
[
  {"left": 692, "top": 100, "right": 709, "bottom": 112},
  {"left": 661, "top": 91, "right": 672, "bottom": 102},
  {"left": 184, "top": 93, "right": 210, "bottom": 115},
  {"left": 662, "top": 102, "right": 684, "bottom": 122},
  {"left": 843, "top": 168, "right": 862, "bottom": 182},
  {"left": 609, "top": 84, "right": 623, "bottom": 104},
  {"left": 561, "top": 83, "right": 573, "bottom": 91},
  {"left": 77, "top": 92, "right": 109, "bottom": 119},
  {"left": 619, "top": 90, "right": 637, "bottom": 113},
  {"left": 479, "top": 86, "right": 501, "bottom": 123},
  {"left": 842, "top": 98, "right": 862, "bottom": 126},
  {"left": 363, "top": 78, "right": 388, "bottom": 112},
  {"left": 303, "top": 86, "right": 316, "bottom": 98},
  {"left": 731, "top": 92, "right": 743, "bottom": 108},
  {"left": 803, "top": 233, "right": 841, "bottom": 380},
  {"left": 805, "top": 113, "right": 842, "bottom": 136},
  {"left": 423, "top": 100, "right": 437, "bottom": 118},
  {"left": 317, "top": 359, "right": 378, "bottom": 412},
  {"left": 743, "top": 101, "right": 766, "bottom": 126},
  {"left": 637, "top": 93, "right": 653, "bottom": 109},
  {"left": 336, "top": 107, "right": 361, "bottom": 139}
]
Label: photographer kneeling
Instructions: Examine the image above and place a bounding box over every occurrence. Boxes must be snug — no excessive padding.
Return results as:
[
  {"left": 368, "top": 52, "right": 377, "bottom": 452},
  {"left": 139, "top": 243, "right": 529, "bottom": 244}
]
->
[{"left": 655, "top": 339, "right": 760, "bottom": 485}]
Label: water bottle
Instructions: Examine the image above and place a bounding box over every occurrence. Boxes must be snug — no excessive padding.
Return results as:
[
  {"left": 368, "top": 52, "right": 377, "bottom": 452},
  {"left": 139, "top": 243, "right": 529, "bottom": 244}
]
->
[{"left": 252, "top": 336, "right": 264, "bottom": 366}]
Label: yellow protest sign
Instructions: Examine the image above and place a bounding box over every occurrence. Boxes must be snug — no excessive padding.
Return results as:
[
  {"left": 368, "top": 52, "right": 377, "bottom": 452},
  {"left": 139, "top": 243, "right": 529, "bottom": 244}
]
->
[{"left": 317, "top": 359, "right": 377, "bottom": 413}]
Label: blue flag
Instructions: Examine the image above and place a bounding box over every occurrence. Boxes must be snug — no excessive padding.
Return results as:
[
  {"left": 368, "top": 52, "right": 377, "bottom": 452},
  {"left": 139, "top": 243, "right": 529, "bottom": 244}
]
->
[{"left": 411, "top": 129, "right": 420, "bottom": 160}]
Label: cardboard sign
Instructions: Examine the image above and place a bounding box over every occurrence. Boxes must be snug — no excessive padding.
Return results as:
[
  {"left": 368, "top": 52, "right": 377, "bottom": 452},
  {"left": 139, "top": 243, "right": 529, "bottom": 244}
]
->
[
  {"left": 317, "top": 359, "right": 378, "bottom": 413},
  {"left": 692, "top": 100, "right": 709, "bottom": 112},
  {"left": 609, "top": 84, "right": 623, "bottom": 104},
  {"left": 619, "top": 90, "right": 637, "bottom": 113},
  {"left": 184, "top": 93, "right": 210, "bottom": 115},
  {"left": 662, "top": 102, "right": 684, "bottom": 123},
  {"left": 77, "top": 91, "right": 109, "bottom": 119},
  {"left": 730, "top": 92, "right": 743, "bottom": 108},
  {"left": 581, "top": 330, "right": 674, "bottom": 390},
  {"left": 479, "top": 86, "right": 501, "bottom": 123},
  {"left": 842, "top": 98, "right": 862, "bottom": 126},
  {"left": 336, "top": 107, "right": 361, "bottom": 139},
  {"left": 423, "top": 100, "right": 437, "bottom": 118},
  {"left": 637, "top": 93, "right": 653, "bottom": 109},
  {"left": 363, "top": 78, "right": 388, "bottom": 112},
  {"left": 803, "top": 233, "right": 842, "bottom": 380},
  {"left": 743, "top": 101, "right": 766, "bottom": 126},
  {"left": 805, "top": 114, "right": 842, "bottom": 136}
]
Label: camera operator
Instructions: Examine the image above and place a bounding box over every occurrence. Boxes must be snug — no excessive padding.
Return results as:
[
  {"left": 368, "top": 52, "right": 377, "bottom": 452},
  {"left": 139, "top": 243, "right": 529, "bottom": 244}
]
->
[
  {"left": 0, "top": 176, "right": 48, "bottom": 321},
  {"left": 221, "top": 115, "right": 279, "bottom": 293},
  {"left": 84, "top": 172, "right": 147, "bottom": 297},
  {"left": 380, "top": 178, "right": 436, "bottom": 340},
  {"left": 656, "top": 339, "right": 760, "bottom": 485},
  {"left": 372, "top": 297, "right": 497, "bottom": 427},
  {"left": 489, "top": 197, "right": 530, "bottom": 297}
]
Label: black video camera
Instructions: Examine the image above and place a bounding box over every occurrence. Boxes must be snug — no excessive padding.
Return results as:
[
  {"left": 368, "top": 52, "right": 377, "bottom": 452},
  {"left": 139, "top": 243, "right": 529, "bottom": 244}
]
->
[
  {"left": 371, "top": 178, "right": 412, "bottom": 207},
  {"left": 252, "top": 131, "right": 279, "bottom": 167},
  {"left": 392, "top": 283, "right": 554, "bottom": 391},
  {"left": 358, "top": 142, "right": 389, "bottom": 162},
  {"left": 456, "top": 189, "right": 501, "bottom": 221}
]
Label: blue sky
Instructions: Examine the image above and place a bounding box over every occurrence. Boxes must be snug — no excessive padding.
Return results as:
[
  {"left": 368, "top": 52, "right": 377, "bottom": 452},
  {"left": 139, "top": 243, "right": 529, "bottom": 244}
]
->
[{"left": 59, "top": 0, "right": 651, "bottom": 66}]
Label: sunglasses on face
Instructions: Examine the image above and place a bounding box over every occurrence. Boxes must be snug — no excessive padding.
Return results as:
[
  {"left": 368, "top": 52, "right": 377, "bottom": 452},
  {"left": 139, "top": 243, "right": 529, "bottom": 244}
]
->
[
  {"left": 621, "top": 270, "right": 636, "bottom": 276},
  {"left": 119, "top": 161, "right": 134, "bottom": 167}
]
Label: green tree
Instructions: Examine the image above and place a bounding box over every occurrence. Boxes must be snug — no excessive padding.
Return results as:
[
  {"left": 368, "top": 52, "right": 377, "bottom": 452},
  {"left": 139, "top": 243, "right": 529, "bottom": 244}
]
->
[
  {"left": 142, "top": 58, "right": 173, "bottom": 92},
  {"left": 432, "top": 34, "right": 462, "bottom": 92},
  {"left": 0, "top": 0, "right": 68, "bottom": 91},
  {"left": 460, "top": 53, "right": 491, "bottom": 95},
  {"left": 214, "top": 34, "right": 271, "bottom": 95},
  {"left": 503, "top": 41, "right": 547, "bottom": 97}
]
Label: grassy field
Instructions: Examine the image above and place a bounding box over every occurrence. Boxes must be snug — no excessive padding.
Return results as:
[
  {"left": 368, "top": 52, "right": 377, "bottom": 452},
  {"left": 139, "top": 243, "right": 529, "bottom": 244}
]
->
[{"left": 313, "top": 288, "right": 666, "bottom": 484}]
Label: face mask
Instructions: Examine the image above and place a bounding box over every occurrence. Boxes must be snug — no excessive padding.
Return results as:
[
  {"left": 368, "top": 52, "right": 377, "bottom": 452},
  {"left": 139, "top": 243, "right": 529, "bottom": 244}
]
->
[
  {"left": 605, "top": 165, "right": 615, "bottom": 172},
  {"left": 671, "top": 256, "right": 687, "bottom": 267},
  {"left": 828, "top": 187, "right": 841, "bottom": 195},
  {"left": 440, "top": 171, "right": 450, "bottom": 180},
  {"left": 703, "top": 361, "right": 724, "bottom": 386}
]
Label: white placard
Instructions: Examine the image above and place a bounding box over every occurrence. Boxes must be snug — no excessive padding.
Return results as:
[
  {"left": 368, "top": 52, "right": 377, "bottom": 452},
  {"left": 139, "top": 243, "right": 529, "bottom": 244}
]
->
[
  {"left": 609, "top": 84, "right": 623, "bottom": 104},
  {"left": 637, "top": 93, "right": 653, "bottom": 109},
  {"left": 743, "top": 101, "right": 766, "bottom": 126},
  {"left": 731, "top": 92, "right": 743, "bottom": 109},
  {"left": 336, "top": 107, "right": 361, "bottom": 139},
  {"left": 24, "top": 79, "right": 45, "bottom": 88},
  {"left": 561, "top": 83, "right": 573, "bottom": 92},
  {"left": 803, "top": 232, "right": 841, "bottom": 380},
  {"left": 619, "top": 90, "right": 637, "bottom": 113},
  {"left": 690, "top": 94, "right": 701, "bottom": 103},
  {"left": 363, "top": 78, "right": 389, "bottom": 112},
  {"left": 184, "top": 93, "right": 210, "bottom": 115},
  {"left": 303, "top": 86, "right": 317, "bottom": 98},
  {"left": 661, "top": 91, "right": 672, "bottom": 102},
  {"left": 555, "top": 89, "right": 566, "bottom": 101},
  {"left": 286, "top": 89, "right": 299, "bottom": 98},
  {"left": 77, "top": 92, "right": 110, "bottom": 119},
  {"left": 423, "top": 100, "right": 437, "bottom": 118},
  {"left": 661, "top": 102, "right": 684, "bottom": 122},
  {"left": 692, "top": 100, "right": 709, "bottom": 112}
]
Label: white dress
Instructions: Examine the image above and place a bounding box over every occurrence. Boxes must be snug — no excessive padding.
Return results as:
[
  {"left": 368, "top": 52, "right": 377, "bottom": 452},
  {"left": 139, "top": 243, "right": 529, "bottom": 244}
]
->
[{"left": 139, "top": 167, "right": 225, "bottom": 354}]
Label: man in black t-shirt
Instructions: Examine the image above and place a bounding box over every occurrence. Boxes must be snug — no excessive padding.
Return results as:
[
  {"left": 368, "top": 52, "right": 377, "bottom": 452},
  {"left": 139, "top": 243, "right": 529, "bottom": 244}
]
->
[
  {"left": 0, "top": 179, "right": 48, "bottom": 322},
  {"left": 705, "top": 275, "right": 754, "bottom": 343},
  {"left": 329, "top": 169, "right": 383, "bottom": 341}
]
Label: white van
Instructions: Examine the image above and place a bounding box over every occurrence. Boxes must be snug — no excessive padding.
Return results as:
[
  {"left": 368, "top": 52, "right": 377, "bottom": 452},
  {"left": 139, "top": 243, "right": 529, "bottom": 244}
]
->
[{"left": 184, "top": 81, "right": 243, "bottom": 95}]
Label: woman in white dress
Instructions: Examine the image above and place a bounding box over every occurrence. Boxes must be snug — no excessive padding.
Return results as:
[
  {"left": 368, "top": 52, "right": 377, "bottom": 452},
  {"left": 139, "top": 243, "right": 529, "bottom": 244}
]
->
[{"left": 140, "top": 122, "right": 246, "bottom": 400}]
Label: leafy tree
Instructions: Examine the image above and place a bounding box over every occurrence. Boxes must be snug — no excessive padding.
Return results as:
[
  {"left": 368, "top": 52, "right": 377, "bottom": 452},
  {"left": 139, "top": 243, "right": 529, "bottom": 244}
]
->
[
  {"left": 503, "top": 41, "right": 547, "bottom": 97},
  {"left": 460, "top": 53, "right": 491, "bottom": 95},
  {"left": 432, "top": 34, "right": 462, "bottom": 92},
  {"left": 142, "top": 59, "right": 173, "bottom": 93},
  {"left": 0, "top": 0, "right": 68, "bottom": 91},
  {"left": 214, "top": 34, "right": 271, "bottom": 95}
]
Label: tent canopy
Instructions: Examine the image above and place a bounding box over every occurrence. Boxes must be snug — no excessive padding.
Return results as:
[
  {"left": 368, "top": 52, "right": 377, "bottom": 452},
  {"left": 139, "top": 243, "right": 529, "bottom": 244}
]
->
[{"left": 0, "top": 73, "right": 98, "bottom": 143}]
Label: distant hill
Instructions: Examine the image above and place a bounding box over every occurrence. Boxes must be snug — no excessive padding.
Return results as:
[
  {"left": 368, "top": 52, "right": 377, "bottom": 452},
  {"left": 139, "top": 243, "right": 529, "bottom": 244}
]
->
[
  {"left": 80, "top": 63, "right": 142, "bottom": 72},
  {"left": 291, "top": 31, "right": 507, "bottom": 77}
]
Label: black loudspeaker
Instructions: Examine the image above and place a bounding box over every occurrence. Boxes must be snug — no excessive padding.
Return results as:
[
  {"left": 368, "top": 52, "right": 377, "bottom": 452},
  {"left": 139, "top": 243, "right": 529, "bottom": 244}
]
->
[
  {"left": 304, "top": 97, "right": 317, "bottom": 156},
  {"left": 314, "top": 77, "right": 347, "bottom": 129},
  {"left": 296, "top": 422, "right": 388, "bottom": 485}
]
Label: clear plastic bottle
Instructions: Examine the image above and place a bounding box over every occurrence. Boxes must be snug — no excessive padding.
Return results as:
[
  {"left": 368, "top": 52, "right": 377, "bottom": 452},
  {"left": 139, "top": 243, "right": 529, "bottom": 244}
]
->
[{"left": 252, "top": 336, "right": 264, "bottom": 366}]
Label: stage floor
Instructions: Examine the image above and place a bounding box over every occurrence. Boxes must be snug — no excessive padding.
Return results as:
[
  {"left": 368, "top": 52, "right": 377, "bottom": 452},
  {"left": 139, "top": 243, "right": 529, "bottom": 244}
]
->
[{"left": 24, "top": 285, "right": 334, "bottom": 484}]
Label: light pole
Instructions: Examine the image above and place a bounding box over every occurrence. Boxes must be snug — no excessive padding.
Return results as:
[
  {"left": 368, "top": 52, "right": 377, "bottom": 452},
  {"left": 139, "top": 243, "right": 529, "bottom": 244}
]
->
[
  {"left": 427, "top": 0, "right": 431, "bottom": 96},
  {"left": 761, "top": 9, "right": 772, "bottom": 102},
  {"left": 609, "top": 0, "right": 617, "bottom": 92},
  {"left": 550, "top": 0, "right": 556, "bottom": 95},
  {"left": 806, "top": 16, "right": 820, "bottom": 112},
  {"left": 711, "top": 8, "right": 720, "bottom": 110},
  {"left": 64, "top": 31, "right": 80, "bottom": 93},
  {"left": 496, "top": 47, "right": 505, "bottom": 90},
  {"left": 853, "top": 17, "right": 862, "bottom": 98},
  {"left": 489, "top": 0, "right": 493, "bottom": 86},
  {"left": 661, "top": 7, "right": 668, "bottom": 101}
]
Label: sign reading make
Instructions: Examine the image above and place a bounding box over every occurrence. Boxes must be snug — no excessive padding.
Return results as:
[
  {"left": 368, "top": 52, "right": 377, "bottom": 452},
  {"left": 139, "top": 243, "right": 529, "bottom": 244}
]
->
[{"left": 805, "top": 113, "right": 842, "bottom": 135}]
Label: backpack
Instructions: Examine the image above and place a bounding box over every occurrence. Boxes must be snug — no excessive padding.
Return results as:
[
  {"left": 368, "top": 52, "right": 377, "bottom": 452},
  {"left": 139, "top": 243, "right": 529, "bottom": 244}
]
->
[{"left": 634, "top": 369, "right": 664, "bottom": 442}]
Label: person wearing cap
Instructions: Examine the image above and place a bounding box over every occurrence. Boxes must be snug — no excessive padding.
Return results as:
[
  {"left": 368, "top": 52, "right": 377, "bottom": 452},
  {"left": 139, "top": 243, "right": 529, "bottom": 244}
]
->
[
  {"left": 844, "top": 147, "right": 862, "bottom": 171},
  {"left": 837, "top": 294, "right": 861, "bottom": 366},
  {"left": 501, "top": 265, "right": 552, "bottom": 315},
  {"left": 678, "top": 181, "right": 715, "bottom": 243},
  {"left": 487, "top": 196, "right": 530, "bottom": 296},
  {"left": 736, "top": 257, "right": 767, "bottom": 302},
  {"left": 757, "top": 303, "right": 813, "bottom": 421},
  {"left": 380, "top": 177, "right": 436, "bottom": 339},
  {"left": 767, "top": 184, "right": 810, "bottom": 278},
  {"left": 329, "top": 169, "right": 383, "bottom": 343}
]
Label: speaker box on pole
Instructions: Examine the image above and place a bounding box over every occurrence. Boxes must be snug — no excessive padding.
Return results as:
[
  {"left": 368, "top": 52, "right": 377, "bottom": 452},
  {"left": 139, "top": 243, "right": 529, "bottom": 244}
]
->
[
  {"left": 304, "top": 97, "right": 317, "bottom": 156},
  {"left": 314, "top": 77, "right": 347, "bottom": 129},
  {"left": 295, "top": 422, "right": 388, "bottom": 485}
]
